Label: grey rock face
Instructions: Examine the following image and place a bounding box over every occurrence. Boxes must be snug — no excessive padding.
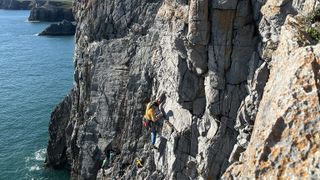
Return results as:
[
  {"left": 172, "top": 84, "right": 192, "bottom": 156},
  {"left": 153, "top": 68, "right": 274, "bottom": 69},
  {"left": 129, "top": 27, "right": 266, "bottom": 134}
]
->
[
  {"left": 45, "top": 0, "right": 319, "bottom": 179},
  {"left": 212, "top": 0, "right": 239, "bottom": 10},
  {"left": 224, "top": 15, "right": 320, "bottom": 178},
  {"left": 45, "top": 92, "right": 73, "bottom": 168},
  {"left": 46, "top": 0, "right": 257, "bottom": 179},
  {"left": 0, "top": 0, "right": 33, "bottom": 10},
  {"left": 39, "top": 20, "right": 76, "bottom": 36},
  {"left": 228, "top": 0, "right": 320, "bottom": 166},
  {"left": 28, "top": 1, "right": 74, "bottom": 22}
]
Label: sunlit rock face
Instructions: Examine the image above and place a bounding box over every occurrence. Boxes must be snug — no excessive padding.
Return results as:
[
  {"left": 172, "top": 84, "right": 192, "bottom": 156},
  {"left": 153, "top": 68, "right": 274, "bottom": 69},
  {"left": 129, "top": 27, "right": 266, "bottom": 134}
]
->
[
  {"left": 45, "top": 0, "right": 320, "bottom": 179},
  {"left": 224, "top": 16, "right": 320, "bottom": 179}
]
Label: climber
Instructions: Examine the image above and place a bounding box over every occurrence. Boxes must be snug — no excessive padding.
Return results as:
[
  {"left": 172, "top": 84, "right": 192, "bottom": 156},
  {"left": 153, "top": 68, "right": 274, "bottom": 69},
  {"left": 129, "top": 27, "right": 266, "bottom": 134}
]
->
[
  {"left": 101, "top": 156, "right": 108, "bottom": 176},
  {"left": 101, "top": 149, "right": 115, "bottom": 176},
  {"left": 134, "top": 158, "right": 143, "bottom": 168},
  {"left": 143, "top": 93, "right": 166, "bottom": 148}
]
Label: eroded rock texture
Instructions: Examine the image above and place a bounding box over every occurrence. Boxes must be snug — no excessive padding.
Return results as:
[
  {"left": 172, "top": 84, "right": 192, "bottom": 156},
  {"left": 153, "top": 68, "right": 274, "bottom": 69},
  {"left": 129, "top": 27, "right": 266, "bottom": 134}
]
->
[
  {"left": 39, "top": 20, "right": 76, "bottom": 36},
  {"left": 224, "top": 16, "right": 320, "bottom": 179},
  {"left": 28, "top": 1, "right": 74, "bottom": 22},
  {"left": 45, "top": 0, "right": 320, "bottom": 179},
  {"left": 0, "top": 0, "right": 33, "bottom": 10}
]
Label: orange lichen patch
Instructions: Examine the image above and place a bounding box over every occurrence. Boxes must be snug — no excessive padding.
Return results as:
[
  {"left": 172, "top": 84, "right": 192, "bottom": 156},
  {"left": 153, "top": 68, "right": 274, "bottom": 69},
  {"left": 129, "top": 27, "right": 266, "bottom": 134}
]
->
[
  {"left": 258, "top": 160, "right": 271, "bottom": 171},
  {"left": 261, "top": 4, "right": 281, "bottom": 17},
  {"left": 288, "top": 162, "right": 309, "bottom": 178},
  {"left": 278, "top": 112, "right": 319, "bottom": 178},
  {"left": 225, "top": 158, "right": 252, "bottom": 178},
  {"left": 223, "top": 16, "right": 320, "bottom": 179},
  {"left": 293, "top": 136, "right": 309, "bottom": 152},
  {"left": 270, "top": 146, "right": 281, "bottom": 158},
  {"left": 277, "top": 164, "right": 285, "bottom": 178},
  {"left": 296, "top": 161, "right": 309, "bottom": 175},
  {"left": 281, "top": 126, "right": 290, "bottom": 138},
  {"left": 309, "top": 144, "right": 318, "bottom": 155}
]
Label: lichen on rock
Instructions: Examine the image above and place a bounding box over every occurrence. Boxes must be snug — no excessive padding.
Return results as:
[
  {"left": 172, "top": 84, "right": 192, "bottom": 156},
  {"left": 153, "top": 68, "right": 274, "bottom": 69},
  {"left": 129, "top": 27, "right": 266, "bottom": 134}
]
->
[{"left": 45, "top": 0, "right": 320, "bottom": 179}]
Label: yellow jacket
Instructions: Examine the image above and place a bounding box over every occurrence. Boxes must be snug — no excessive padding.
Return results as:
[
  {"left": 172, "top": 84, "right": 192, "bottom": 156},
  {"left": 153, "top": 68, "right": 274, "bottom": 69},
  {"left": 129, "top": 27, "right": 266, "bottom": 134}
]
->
[{"left": 144, "top": 101, "right": 160, "bottom": 122}]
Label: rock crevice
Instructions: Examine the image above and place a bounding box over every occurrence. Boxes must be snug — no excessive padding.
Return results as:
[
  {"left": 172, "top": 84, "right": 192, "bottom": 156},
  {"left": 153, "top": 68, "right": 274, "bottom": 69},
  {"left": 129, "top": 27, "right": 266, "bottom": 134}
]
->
[{"left": 46, "top": 0, "right": 320, "bottom": 179}]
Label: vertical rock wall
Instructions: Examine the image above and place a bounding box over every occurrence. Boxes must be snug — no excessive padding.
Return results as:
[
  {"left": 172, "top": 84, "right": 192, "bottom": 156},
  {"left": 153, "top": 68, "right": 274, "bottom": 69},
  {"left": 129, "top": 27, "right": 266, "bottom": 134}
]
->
[
  {"left": 45, "top": 0, "right": 320, "bottom": 179},
  {"left": 28, "top": 1, "right": 74, "bottom": 22},
  {"left": 224, "top": 16, "right": 320, "bottom": 179}
]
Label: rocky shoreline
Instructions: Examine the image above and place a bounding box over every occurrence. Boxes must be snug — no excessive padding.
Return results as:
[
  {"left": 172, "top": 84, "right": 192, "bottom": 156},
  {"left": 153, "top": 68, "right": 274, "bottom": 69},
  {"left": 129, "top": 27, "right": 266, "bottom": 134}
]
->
[
  {"left": 39, "top": 20, "right": 75, "bottom": 36},
  {"left": 29, "top": 1, "right": 75, "bottom": 36},
  {"left": 0, "top": 0, "right": 75, "bottom": 36}
]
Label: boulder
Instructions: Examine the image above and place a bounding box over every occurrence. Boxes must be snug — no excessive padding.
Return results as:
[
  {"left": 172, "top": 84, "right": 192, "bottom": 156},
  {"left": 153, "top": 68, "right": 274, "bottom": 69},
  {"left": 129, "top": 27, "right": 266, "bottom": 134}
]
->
[{"left": 39, "top": 20, "right": 76, "bottom": 36}]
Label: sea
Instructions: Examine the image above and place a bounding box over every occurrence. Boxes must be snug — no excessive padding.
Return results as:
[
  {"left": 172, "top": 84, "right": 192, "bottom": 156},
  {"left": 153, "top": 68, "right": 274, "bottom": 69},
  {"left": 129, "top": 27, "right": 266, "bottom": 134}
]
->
[{"left": 0, "top": 10, "right": 74, "bottom": 179}]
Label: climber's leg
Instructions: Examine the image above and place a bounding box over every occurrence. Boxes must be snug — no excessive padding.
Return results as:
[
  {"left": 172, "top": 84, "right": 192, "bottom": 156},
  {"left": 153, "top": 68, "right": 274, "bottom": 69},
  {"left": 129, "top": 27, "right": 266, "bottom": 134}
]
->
[{"left": 151, "top": 130, "right": 157, "bottom": 145}]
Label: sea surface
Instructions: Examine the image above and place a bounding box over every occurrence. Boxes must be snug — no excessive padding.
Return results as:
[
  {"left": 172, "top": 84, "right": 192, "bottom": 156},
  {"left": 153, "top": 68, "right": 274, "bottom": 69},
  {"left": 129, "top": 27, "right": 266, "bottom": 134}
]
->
[{"left": 0, "top": 10, "right": 74, "bottom": 179}]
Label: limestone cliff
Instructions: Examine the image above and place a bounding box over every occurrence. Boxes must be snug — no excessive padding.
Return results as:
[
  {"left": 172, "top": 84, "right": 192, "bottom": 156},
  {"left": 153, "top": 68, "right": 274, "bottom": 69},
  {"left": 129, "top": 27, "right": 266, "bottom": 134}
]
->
[
  {"left": 224, "top": 16, "right": 320, "bottom": 179},
  {"left": 45, "top": 0, "right": 320, "bottom": 179},
  {"left": 0, "top": 0, "right": 33, "bottom": 10},
  {"left": 28, "top": 0, "right": 74, "bottom": 22}
]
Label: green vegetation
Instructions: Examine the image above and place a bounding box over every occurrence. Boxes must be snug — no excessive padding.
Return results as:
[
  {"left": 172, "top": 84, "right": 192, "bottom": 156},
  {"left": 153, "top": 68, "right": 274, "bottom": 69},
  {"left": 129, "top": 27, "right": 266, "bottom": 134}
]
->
[
  {"left": 16, "top": 0, "right": 73, "bottom": 8},
  {"left": 306, "top": 27, "right": 320, "bottom": 42},
  {"left": 16, "top": 0, "right": 28, "bottom": 1},
  {"left": 16, "top": 0, "right": 73, "bottom": 1},
  {"left": 307, "top": 9, "right": 320, "bottom": 23},
  {"left": 305, "top": 9, "right": 320, "bottom": 43},
  {"left": 53, "top": 1, "right": 73, "bottom": 8},
  {"left": 44, "top": 0, "right": 73, "bottom": 8}
]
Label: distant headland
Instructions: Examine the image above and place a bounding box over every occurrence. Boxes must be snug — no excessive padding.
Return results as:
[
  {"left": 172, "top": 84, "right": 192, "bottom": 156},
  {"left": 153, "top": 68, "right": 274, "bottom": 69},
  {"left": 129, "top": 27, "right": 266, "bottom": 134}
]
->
[{"left": 0, "top": 0, "right": 75, "bottom": 36}]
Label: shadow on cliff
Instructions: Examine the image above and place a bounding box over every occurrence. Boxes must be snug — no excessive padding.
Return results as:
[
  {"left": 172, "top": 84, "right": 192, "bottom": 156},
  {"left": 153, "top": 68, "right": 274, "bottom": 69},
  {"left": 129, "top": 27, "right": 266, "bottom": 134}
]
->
[{"left": 165, "top": 110, "right": 174, "bottom": 119}]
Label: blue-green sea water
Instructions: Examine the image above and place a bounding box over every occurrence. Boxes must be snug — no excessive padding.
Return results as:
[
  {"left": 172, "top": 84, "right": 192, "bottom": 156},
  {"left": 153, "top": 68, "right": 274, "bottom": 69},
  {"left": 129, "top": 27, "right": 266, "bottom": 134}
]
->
[{"left": 0, "top": 10, "right": 74, "bottom": 179}]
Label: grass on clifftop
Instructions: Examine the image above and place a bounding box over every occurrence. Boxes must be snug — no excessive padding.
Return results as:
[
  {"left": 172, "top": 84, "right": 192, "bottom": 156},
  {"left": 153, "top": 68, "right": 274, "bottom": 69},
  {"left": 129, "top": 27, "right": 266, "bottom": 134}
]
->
[
  {"left": 306, "top": 27, "right": 320, "bottom": 42},
  {"left": 305, "top": 9, "right": 320, "bottom": 43},
  {"left": 46, "top": 0, "right": 73, "bottom": 8},
  {"left": 17, "top": 0, "right": 73, "bottom": 8},
  {"left": 16, "top": 0, "right": 73, "bottom": 1},
  {"left": 307, "top": 9, "right": 320, "bottom": 23}
]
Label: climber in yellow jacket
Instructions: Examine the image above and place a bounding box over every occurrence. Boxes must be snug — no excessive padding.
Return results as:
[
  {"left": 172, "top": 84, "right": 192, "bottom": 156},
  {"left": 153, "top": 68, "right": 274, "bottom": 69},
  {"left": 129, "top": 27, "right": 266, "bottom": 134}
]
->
[
  {"left": 144, "top": 100, "right": 162, "bottom": 122},
  {"left": 143, "top": 93, "right": 166, "bottom": 147}
]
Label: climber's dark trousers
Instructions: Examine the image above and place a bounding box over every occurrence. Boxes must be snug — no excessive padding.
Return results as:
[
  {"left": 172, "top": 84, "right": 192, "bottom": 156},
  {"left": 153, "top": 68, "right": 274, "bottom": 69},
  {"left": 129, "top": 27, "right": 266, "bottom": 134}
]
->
[{"left": 151, "top": 129, "right": 156, "bottom": 145}]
